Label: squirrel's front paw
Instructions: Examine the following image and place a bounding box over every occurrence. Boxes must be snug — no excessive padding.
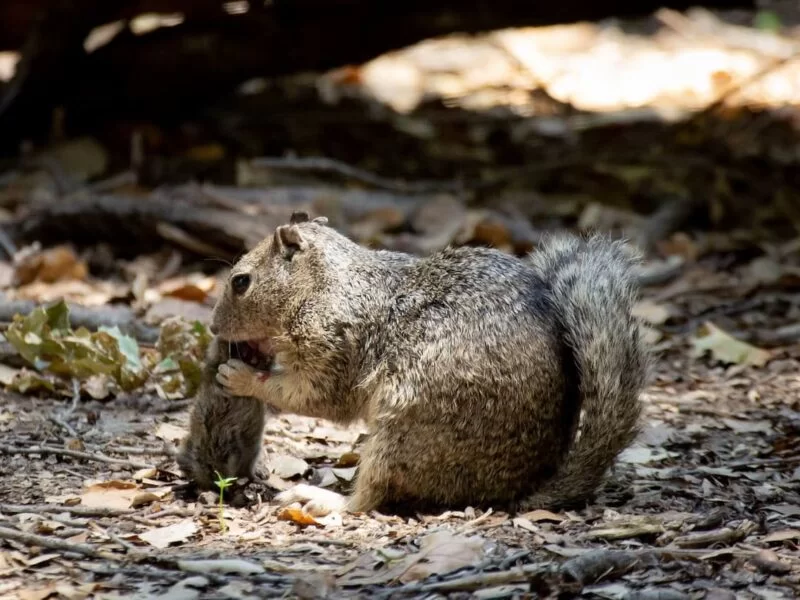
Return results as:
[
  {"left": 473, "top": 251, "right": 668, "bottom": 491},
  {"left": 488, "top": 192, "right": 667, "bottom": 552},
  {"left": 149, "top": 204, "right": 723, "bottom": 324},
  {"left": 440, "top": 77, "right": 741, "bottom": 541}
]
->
[
  {"left": 274, "top": 483, "right": 347, "bottom": 517},
  {"left": 217, "top": 359, "right": 260, "bottom": 397}
]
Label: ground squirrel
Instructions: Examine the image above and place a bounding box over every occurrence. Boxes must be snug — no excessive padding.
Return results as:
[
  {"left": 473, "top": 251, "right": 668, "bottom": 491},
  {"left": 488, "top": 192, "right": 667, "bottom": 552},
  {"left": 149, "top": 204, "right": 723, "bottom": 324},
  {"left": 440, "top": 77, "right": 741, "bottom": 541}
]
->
[
  {"left": 197, "top": 211, "right": 648, "bottom": 515},
  {"left": 176, "top": 337, "right": 273, "bottom": 491}
]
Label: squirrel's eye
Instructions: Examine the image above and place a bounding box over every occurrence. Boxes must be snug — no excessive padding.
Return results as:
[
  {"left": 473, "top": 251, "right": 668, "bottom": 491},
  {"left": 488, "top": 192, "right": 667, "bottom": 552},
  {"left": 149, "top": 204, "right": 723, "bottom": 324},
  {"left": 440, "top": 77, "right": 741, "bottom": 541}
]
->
[{"left": 231, "top": 273, "right": 251, "bottom": 295}]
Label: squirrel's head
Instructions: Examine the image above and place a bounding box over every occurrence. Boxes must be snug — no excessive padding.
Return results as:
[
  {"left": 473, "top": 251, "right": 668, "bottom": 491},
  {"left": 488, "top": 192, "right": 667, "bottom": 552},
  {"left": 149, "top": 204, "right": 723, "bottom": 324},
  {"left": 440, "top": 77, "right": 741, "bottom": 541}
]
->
[{"left": 210, "top": 211, "right": 356, "bottom": 349}]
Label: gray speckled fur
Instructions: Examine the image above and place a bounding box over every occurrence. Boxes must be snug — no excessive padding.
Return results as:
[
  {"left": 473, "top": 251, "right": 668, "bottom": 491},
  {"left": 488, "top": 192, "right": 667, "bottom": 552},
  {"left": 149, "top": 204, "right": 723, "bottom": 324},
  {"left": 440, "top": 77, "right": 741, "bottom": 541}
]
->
[
  {"left": 209, "top": 217, "right": 649, "bottom": 511},
  {"left": 176, "top": 338, "right": 271, "bottom": 490}
]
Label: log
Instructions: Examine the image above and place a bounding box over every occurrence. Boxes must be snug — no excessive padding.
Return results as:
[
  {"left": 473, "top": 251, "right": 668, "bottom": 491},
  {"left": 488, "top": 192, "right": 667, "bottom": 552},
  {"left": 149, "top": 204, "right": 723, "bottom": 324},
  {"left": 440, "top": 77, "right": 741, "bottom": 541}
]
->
[{"left": 0, "top": 0, "right": 754, "bottom": 150}]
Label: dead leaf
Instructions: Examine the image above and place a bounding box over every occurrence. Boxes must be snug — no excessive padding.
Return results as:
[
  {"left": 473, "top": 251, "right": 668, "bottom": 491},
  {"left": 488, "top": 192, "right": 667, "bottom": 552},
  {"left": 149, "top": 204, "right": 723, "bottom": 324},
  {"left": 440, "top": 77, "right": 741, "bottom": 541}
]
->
[
  {"left": 720, "top": 418, "right": 773, "bottom": 434},
  {"left": 332, "top": 467, "right": 357, "bottom": 482},
  {"left": 632, "top": 300, "right": 672, "bottom": 325},
  {"left": 154, "top": 422, "right": 188, "bottom": 444},
  {"left": 17, "top": 583, "right": 58, "bottom": 600},
  {"left": 335, "top": 452, "right": 360, "bottom": 468},
  {"left": 270, "top": 455, "right": 309, "bottom": 480},
  {"left": 131, "top": 492, "right": 162, "bottom": 508},
  {"left": 80, "top": 480, "right": 139, "bottom": 510},
  {"left": 511, "top": 517, "right": 539, "bottom": 533},
  {"left": 341, "top": 529, "right": 487, "bottom": 586},
  {"left": 14, "top": 245, "right": 88, "bottom": 285},
  {"left": 277, "top": 507, "right": 323, "bottom": 527},
  {"left": 133, "top": 467, "right": 158, "bottom": 481},
  {"left": 0, "top": 364, "right": 20, "bottom": 386},
  {"left": 763, "top": 529, "right": 800, "bottom": 543},
  {"left": 691, "top": 322, "right": 771, "bottom": 367},
  {"left": 138, "top": 519, "right": 197, "bottom": 549},
  {"left": 520, "top": 509, "right": 564, "bottom": 523},
  {"left": 156, "top": 275, "right": 217, "bottom": 303},
  {"left": 177, "top": 559, "right": 265, "bottom": 576}
]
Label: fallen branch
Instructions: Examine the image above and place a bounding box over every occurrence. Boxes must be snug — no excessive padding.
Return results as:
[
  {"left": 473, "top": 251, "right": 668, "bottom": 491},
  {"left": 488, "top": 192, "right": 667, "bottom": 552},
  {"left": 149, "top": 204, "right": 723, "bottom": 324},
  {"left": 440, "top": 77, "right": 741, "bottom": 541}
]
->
[
  {"left": 0, "top": 294, "right": 159, "bottom": 343},
  {"left": 0, "top": 525, "right": 120, "bottom": 561},
  {"left": 672, "top": 521, "right": 757, "bottom": 549},
  {"left": 562, "top": 549, "right": 656, "bottom": 585},
  {"left": 0, "top": 444, "right": 152, "bottom": 470},
  {"left": 0, "top": 503, "right": 136, "bottom": 517},
  {"left": 249, "top": 156, "right": 466, "bottom": 195}
]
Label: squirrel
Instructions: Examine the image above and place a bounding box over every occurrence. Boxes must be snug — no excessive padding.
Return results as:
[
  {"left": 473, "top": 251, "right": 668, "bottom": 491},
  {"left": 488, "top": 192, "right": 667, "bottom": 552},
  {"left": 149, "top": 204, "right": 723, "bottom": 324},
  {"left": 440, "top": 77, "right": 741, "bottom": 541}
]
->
[
  {"left": 206, "top": 211, "right": 648, "bottom": 516},
  {"left": 176, "top": 336, "right": 273, "bottom": 491}
]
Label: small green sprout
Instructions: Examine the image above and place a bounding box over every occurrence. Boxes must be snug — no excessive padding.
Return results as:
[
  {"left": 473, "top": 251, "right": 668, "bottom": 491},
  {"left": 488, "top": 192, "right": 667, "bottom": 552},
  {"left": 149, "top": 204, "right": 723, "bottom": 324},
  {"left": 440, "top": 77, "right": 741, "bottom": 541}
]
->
[{"left": 213, "top": 471, "right": 237, "bottom": 533}]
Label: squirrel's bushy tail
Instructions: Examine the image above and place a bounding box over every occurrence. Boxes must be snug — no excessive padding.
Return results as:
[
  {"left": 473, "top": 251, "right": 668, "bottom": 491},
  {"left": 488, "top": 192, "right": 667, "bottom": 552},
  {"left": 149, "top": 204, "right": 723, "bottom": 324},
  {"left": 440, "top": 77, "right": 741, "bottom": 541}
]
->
[{"left": 524, "top": 234, "right": 649, "bottom": 509}]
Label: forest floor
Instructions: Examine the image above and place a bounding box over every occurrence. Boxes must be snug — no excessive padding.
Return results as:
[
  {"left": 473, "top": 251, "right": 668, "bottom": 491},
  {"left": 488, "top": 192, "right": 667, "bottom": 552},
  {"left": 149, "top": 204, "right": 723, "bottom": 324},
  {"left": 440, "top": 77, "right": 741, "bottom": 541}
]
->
[{"left": 1, "top": 244, "right": 800, "bottom": 600}]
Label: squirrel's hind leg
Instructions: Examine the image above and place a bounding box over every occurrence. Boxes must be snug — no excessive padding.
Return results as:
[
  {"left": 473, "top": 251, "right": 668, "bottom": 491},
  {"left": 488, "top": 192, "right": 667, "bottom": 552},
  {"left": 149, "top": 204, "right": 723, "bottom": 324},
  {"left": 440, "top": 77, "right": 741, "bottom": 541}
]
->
[{"left": 274, "top": 439, "right": 389, "bottom": 516}]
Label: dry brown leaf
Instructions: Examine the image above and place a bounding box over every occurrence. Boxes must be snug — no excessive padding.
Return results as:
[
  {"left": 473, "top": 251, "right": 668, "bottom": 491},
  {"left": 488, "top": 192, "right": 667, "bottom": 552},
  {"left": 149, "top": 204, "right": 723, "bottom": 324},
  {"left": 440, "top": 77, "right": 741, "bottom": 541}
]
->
[
  {"left": 632, "top": 300, "right": 672, "bottom": 325},
  {"left": 277, "top": 507, "right": 323, "bottom": 527},
  {"left": 341, "top": 529, "right": 486, "bottom": 586},
  {"left": 14, "top": 245, "right": 88, "bottom": 285},
  {"left": 156, "top": 275, "right": 217, "bottom": 303},
  {"left": 54, "top": 582, "right": 100, "bottom": 600},
  {"left": 138, "top": 518, "right": 197, "bottom": 549},
  {"left": 154, "top": 422, "right": 188, "bottom": 444},
  {"left": 691, "top": 322, "right": 771, "bottom": 367},
  {"left": 520, "top": 509, "right": 564, "bottom": 523},
  {"left": 335, "top": 452, "right": 361, "bottom": 468},
  {"left": 131, "top": 492, "right": 162, "bottom": 508},
  {"left": 511, "top": 517, "right": 539, "bottom": 533},
  {"left": 80, "top": 480, "right": 140, "bottom": 510},
  {"left": 17, "top": 583, "right": 58, "bottom": 600},
  {"left": 762, "top": 529, "right": 800, "bottom": 543}
]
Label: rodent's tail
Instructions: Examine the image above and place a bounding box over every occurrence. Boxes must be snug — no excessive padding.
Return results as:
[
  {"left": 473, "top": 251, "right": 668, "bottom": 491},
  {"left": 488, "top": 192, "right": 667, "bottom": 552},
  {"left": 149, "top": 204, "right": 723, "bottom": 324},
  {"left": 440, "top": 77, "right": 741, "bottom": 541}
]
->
[{"left": 524, "top": 234, "right": 649, "bottom": 510}]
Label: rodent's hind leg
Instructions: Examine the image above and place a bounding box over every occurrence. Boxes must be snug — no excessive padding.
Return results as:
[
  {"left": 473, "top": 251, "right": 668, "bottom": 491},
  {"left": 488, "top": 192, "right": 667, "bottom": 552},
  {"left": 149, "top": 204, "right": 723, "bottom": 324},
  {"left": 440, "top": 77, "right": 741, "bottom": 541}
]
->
[
  {"left": 273, "top": 443, "right": 388, "bottom": 516},
  {"left": 274, "top": 484, "right": 347, "bottom": 517}
]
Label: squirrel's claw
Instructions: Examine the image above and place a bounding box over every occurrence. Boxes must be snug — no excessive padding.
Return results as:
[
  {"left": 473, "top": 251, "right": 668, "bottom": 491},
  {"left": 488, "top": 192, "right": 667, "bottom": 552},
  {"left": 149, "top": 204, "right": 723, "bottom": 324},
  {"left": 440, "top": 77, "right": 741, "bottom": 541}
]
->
[
  {"left": 217, "top": 359, "right": 259, "bottom": 397},
  {"left": 274, "top": 483, "right": 347, "bottom": 517}
]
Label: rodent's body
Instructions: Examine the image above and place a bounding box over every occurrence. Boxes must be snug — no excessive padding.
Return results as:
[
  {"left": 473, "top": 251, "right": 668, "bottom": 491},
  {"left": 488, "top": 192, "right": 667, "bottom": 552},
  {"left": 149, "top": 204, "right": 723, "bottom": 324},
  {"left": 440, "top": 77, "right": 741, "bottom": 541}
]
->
[
  {"left": 205, "top": 213, "right": 648, "bottom": 513},
  {"left": 176, "top": 338, "right": 269, "bottom": 490}
]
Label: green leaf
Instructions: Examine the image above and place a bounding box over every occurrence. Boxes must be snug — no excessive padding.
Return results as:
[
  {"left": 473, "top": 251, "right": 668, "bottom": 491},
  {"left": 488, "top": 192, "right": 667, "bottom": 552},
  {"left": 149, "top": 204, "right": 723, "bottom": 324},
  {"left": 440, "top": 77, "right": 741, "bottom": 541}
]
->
[
  {"left": 99, "top": 325, "right": 142, "bottom": 371},
  {"left": 155, "top": 357, "right": 179, "bottom": 372},
  {"left": 755, "top": 10, "right": 781, "bottom": 32},
  {"left": 10, "top": 370, "right": 56, "bottom": 394},
  {"left": 45, "top": 300, "right": 71, "bottom": 332}
]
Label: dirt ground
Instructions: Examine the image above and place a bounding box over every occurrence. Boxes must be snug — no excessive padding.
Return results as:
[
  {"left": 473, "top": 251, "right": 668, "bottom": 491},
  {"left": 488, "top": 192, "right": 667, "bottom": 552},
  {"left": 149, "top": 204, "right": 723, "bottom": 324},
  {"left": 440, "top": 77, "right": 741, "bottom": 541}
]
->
[{"left": 1, "top": 247, "right": 800, "bottom": 600}]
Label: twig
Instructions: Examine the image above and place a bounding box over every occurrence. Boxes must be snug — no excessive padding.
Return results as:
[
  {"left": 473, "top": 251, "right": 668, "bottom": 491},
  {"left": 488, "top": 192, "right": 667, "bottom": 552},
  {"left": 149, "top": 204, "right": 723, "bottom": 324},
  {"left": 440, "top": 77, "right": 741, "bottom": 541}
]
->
[
  {"left": 0, "top": 503, "right": 135, "bottom": 517},
  {"left": 392, "top": 562, "right": 551, "bottom": 595},
  {"left": 0, "top": 444, "right": 151, "bottom": 470},
  {"left": 673, "top": 521, "right": 757, "bottom": 549},
  {"left": 0, "top": 525, "right": 119, "bottom": 561},
  {"left": 93, "top": 444, "right": 174, "bottom": 456},
  {"left": 48, "top": 416, "right": 78, "bottom": 438},
  {"left": 249, "top": 156, "right": 465, "bottom": 195},
  {"left": 455, "top": 508, "right": 496, "bottom": 534}
]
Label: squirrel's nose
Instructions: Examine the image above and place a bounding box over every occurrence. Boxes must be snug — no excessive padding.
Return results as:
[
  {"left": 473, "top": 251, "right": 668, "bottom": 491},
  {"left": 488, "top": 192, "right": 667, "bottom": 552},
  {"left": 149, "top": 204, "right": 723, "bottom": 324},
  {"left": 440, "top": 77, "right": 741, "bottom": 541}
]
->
[{"left": 231, "top": 273, "right": 251, "bottom": 295}]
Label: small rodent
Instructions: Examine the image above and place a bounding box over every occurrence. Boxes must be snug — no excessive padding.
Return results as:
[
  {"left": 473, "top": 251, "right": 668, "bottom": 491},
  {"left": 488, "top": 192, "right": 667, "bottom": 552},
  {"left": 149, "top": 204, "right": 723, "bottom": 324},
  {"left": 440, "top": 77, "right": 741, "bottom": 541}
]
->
[
  {"left": 176, "top": 336, "right": 273, "bottom": 491},
  {"left": 207, "top": 211, "right": 649, "bottom": 515}
]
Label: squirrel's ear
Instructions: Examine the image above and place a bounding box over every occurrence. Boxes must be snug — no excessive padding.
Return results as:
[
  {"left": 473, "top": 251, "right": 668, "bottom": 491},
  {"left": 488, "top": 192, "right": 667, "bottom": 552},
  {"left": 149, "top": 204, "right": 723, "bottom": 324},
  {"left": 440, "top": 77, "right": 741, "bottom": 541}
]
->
[
  {"left": 274, "top": 224, "right": 307, "bottom": 259},
  {"left": 289, "top": 211, "right": 310, "bottom": 224},
  {"left": 312, "top": 216, "right": 328, "bottom": 225}
]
